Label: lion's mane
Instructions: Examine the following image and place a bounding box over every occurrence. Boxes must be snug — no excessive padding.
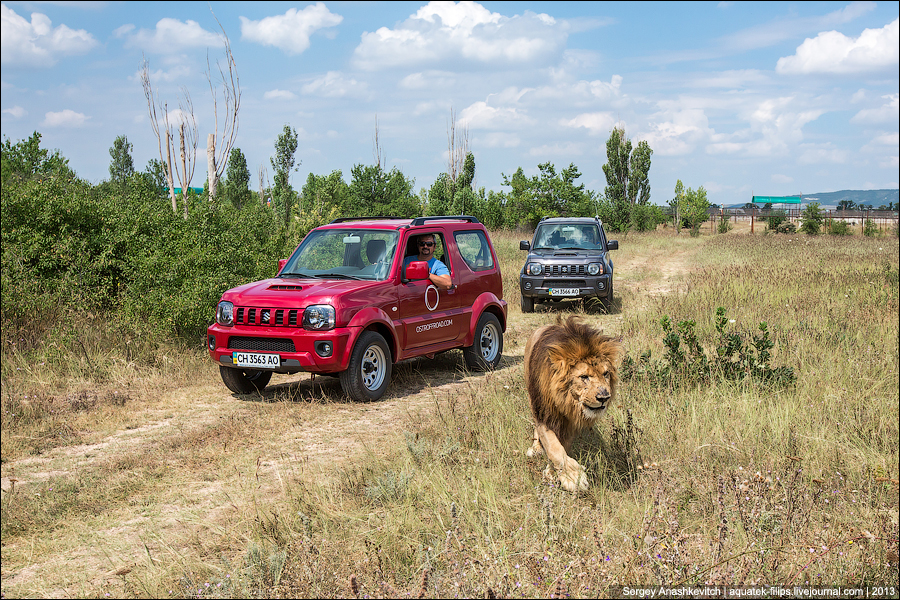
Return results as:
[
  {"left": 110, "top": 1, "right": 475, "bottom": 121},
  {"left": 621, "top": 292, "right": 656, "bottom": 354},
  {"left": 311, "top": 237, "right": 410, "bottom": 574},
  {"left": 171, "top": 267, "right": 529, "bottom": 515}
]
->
[{"left": 525, "top": 316, "right": 623, "bottom": 450}]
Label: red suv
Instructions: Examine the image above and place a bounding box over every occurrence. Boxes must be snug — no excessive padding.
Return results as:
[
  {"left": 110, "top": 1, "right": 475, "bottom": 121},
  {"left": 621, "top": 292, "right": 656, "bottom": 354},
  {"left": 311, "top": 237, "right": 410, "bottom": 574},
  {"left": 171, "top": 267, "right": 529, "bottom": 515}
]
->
[{"left": 207, "top": 216, "right": 507, "bottom": 401}]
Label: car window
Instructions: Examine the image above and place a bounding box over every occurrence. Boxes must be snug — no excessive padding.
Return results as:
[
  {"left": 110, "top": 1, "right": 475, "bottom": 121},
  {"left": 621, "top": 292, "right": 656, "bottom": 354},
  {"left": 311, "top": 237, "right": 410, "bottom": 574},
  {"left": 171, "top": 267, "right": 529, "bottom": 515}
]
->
[
  {"left": 455, "top": 230, "right": 494, "bottom": 271},
  {"left": 404, "top": 231, "right": 451, "bottom": 274},
  {"left": 283, "top": 229, "right": 398, "bottom": 280}
]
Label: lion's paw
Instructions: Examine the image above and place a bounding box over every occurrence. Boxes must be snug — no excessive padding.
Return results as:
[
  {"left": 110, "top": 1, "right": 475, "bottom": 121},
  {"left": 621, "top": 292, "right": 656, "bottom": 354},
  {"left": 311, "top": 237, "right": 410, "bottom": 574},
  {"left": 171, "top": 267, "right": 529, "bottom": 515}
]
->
[
  {"left": 525, "top": 439, "right": 544, "bottom": 458},
  {"left": 559, "top": 463, "right": 589, "bottom": 493}
]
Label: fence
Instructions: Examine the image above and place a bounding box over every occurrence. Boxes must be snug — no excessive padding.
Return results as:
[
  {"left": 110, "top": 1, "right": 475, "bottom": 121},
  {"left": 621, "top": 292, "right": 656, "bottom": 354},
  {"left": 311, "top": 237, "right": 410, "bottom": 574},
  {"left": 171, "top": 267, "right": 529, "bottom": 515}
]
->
[{"left": 697, "top": 207, "right": 899, "bottom": 234}]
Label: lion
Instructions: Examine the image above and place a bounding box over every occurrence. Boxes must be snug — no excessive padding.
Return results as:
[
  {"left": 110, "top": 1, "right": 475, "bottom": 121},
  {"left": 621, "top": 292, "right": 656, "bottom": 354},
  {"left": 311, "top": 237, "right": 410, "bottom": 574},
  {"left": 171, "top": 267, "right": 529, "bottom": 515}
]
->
[{"left": 524, "top": 316, "right": 623, "bottom": 492}]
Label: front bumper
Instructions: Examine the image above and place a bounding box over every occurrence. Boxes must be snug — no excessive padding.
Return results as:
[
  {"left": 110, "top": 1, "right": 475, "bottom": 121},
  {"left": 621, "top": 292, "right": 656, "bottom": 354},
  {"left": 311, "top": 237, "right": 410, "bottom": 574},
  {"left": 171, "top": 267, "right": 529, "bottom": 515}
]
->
[
  {"left": 207, "top": 323, "right": 355, "bottom": 374},
  {"left": 519, "top": 273, "right": 612, "bottom": 301}
]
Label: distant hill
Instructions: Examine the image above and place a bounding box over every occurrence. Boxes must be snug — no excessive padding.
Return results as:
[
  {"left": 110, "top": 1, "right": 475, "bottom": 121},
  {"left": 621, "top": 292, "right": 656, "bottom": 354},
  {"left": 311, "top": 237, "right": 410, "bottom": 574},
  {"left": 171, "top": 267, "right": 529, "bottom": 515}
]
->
[
  {"left": 800, "top": 189, "right": 898, "bottom": 208},
  {"left": 724, "top": 189, "right": 898, "bottom": 209}
]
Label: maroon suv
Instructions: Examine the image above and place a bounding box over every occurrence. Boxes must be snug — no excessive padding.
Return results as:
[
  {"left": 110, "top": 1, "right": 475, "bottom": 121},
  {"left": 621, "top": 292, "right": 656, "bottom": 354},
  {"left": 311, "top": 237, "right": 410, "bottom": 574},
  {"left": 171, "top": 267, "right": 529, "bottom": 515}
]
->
[{"left": 207, "top": 216, "right": 507, "bottom": 401}]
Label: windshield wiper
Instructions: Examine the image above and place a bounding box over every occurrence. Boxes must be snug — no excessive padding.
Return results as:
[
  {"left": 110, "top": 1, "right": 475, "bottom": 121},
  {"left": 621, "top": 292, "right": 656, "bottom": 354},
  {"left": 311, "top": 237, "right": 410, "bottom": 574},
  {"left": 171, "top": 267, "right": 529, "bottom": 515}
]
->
[
  {"left": 311, "top": 272, "right": 364, "bottom": 280},
  {"left": 279, "top": 271, "right": 310, "bottom": 278}
]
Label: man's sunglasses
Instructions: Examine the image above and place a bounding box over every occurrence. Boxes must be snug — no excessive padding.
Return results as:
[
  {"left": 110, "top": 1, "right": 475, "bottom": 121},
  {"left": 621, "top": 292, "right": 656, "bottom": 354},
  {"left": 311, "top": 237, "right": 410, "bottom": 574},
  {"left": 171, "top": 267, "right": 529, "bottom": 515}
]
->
[{"left": 418, "top": 241, "right": 435, "bottom": 247}]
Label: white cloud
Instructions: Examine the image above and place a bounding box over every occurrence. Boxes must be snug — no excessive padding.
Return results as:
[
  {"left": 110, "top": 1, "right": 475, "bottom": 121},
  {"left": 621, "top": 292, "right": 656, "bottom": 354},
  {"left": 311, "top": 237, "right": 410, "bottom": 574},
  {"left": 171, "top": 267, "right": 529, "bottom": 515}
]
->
[
  {"left": 477, "top": 132, "right": 521, "bottom": 148},
  {"left": 42, "top": 109, "right": 88, "bottom": 127},
  {"left": 458, "top": 101, "right": 534, "bottom": 130},
  {"left": 125, "top": 18, "right": 221, "bottom": 54},
  {"left": 705, "top": 96, "right": 825, "bottom": 157},
  {"left": 240, "top": 3, "right": 342, "bottom": 55},
  {"left": 400, "top": 71, "right": 456, "bottom": 90},
  {"left": 264, "top": 89, "right": 297, "bottom": 100},
  {"left": 771, "top": 174, "right": 794, "bottom": 184},
  {"left": 1, "top": 3, "right": 97, "bottom": 67},
  {"left": 776, "top": 18, "right": 899, "bottom": 74},
  {"left": 869, "top": 131, "right": 900, "bottom": 146},
  {"left": 851, "top": 94, "right": 899, "bottom": 123},
  {"left": 528, "top": 141, "right": 584, "bottom": 157},
  {"left": 642, "top": 107, "right": 714, "bottom": 156},
  {"left": 2, "top": 105, "right": 25, "bottom": 118},
  {"left": 131, "top": 64, "right": 192, "bottom": 84},
  {"left": 561, "top": 112, "right": 616, "bottom": 135},
  {"left": 797, "top": 143, "right": 848, "bottom": 165},
  {"left": 301, "top": 71, "right": 367, "bottom": 98},
  {"left": 352, "top": 0, "right": 568, "bottom": 70},
  {"left": 688, "top": 70, "right": 769, "bottom": 89}
]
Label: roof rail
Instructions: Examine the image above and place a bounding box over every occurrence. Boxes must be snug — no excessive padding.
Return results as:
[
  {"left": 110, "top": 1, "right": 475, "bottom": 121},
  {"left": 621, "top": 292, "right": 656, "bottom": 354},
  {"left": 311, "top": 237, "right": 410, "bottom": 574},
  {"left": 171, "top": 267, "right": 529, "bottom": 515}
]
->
[
  {"left": 409, "top": 215, "right": 481, "bottom": 226},
  {"left": 329, "top": 216, "right": 401, "bottom": 224}
]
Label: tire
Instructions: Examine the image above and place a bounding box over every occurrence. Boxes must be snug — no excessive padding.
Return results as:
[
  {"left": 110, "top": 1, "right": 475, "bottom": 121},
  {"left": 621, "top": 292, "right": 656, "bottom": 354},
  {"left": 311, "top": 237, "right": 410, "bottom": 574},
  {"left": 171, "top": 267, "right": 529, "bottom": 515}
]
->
[
  {"left": 602, "top": 280, "right": 615, "bottom": 313},
  {"left": 463, "top": 312, "right": 503, "bottom": 371},
  {"left": 220, "top": 366, "right": 273, "bottom": 394},
  {"left": 520, "top": 294, "right": 534, "bottom": 313},
  {"left": 340, "top": 331, "right": 392, "bottom": 402}
]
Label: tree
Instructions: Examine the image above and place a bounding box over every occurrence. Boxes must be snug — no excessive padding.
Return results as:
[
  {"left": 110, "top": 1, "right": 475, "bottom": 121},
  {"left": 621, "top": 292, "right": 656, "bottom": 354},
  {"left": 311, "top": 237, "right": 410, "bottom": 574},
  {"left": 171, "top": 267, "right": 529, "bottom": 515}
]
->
[
  {"left": 2, "top": 132, "right": 74, "bottom": 181},
  {"left": 837, "top": 199, "right": 857, "bottom": 211},
  {"left": 602, "top": 127, "right": 652, "bottom": 207},
  {"left": 271, "top": 125, "right": 299, "bottom": 230},
  {"left": 348, "top": 164, "right": 419, "bottom": 218},
  {"left": 141, "top": 58, "right": 198, "bottom": 216},
  {"left": 671, "top": 180, "right": 708, "bottom": 236},
  {"left": 301, "top": 170, "right": 351, "bottom": 217},
  {"left": 108, "top": 135, "right": 135, "bottom": 189},
  {"left": 223, "top": 148, "right": 252, "bottom": 209},
  {"left": 204, "top": 15, "right": 241, "bottom": 202},
  {"left": 501, "top": 162, "right": 595, "bottom": 230},
  {"left": 799, "top": 202, "right": 824, "bottom": 235}
]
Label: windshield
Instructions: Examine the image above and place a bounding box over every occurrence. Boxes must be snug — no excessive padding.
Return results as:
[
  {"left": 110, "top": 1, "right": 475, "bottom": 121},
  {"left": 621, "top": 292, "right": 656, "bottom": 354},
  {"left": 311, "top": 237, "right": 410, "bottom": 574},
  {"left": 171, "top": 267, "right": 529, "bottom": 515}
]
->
[
  {"left": 280, "top": 229, "right": 399, "bottom": 281},
  {"left": 533, "top": 224, "right": 602, "bottom": 250}
]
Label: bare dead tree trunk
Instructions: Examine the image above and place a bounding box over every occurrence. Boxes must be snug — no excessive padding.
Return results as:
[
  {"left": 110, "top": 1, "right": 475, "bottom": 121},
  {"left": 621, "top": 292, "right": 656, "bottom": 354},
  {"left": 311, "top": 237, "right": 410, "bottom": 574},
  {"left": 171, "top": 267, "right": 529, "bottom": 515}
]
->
[
  {"left": 206, "top": 12, "right": 241, "bottom": 202},
  {"left": 373, "top": 115, "right": 385, "bottom": 170},
  {"left": 180, "top": 123, "right": 189, "bottom": 218},
  {"left": 258, "top": 165, "right": 269, "bottom": 206},
  {"left": 142, "top": 58, "right": 197, "bottom": 218},
  {"left": 207, "top": 133, "right": 216, "bottom": 202},
  {"left": 447, "top": 107, "right": 468, "bottom": 196},
  {"left": 165, "top": 131, "right": 176, "bottom": 213},
  {"left": 142, "top": 59, "right": 177, "bottom": 211}
]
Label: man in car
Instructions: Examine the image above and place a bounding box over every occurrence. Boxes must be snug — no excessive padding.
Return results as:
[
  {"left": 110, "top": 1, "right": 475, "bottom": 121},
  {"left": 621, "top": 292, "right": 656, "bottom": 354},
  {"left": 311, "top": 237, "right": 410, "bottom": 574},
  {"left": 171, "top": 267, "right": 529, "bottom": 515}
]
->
[{"left": 403, "top": 233, "right": 452, "bottom": 290}]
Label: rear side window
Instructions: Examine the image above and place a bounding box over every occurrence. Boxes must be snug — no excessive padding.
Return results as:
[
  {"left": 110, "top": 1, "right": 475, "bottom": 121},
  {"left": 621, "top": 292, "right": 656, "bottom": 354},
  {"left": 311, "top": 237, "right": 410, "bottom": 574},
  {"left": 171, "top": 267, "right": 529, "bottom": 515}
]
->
[{"left": 455, "top": 230, "right": 494, "bottom": 272}]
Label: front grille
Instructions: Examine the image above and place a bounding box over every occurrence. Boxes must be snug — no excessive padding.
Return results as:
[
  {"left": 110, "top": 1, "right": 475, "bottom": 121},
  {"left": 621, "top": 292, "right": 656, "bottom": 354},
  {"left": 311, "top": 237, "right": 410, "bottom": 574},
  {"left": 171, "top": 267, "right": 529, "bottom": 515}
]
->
[
  {"left": 541, "top": 280, "right": 586, "bottom": 288},
  {"left": 227, "top": 337, "right": 296, "bottom": 352},
  {"left": 545, "top": 264, "right": 587, "bottom": 276},
  {"left": 235, "top": 306, "right": 300, "bottom": 327}
]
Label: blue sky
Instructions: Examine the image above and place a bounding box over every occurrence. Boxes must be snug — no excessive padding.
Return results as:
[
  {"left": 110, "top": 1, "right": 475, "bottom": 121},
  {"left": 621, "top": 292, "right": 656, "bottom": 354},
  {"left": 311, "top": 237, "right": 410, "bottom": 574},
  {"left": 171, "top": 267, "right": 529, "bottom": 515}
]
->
[{"left": 2, "top": 1, "right": 898, "bottom": 206}]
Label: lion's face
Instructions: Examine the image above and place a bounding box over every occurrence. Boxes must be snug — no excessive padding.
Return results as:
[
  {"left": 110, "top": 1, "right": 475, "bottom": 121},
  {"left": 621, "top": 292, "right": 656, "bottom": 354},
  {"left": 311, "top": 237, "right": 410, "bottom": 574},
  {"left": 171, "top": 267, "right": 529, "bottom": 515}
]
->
[{"left": 566, "top": 358, "right": 616, "bottom": 421}]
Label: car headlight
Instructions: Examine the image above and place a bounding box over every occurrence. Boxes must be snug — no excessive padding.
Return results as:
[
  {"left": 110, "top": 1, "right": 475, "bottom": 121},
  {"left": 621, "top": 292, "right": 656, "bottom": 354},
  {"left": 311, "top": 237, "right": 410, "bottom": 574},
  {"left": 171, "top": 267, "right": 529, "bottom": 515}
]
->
[
  {"left": 526, "top": 262, "right": 543, "bottom": 276},
  {"left": 303, "top": 304, "right": 335, "bottom": 330},
  {"left": 216, "top": 301, "right": 234, "bottom": 326},
  {"left": 588, "top": 263, "right": 602, "bottom": 276}
]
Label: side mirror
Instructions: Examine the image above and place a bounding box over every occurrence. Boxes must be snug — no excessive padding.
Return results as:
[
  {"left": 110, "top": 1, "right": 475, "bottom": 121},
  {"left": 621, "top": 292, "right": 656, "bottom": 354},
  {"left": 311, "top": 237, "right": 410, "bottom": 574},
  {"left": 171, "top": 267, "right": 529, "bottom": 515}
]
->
[
  {"left": 519, "top": 240, "right": 531, "bottom": 251},
  {"left": 277, "top": 258, "right": 288, "bottom": 273},
  {"left": 403, "top": 260, "right": 429, "bottom": 282},
  {"left": 607, "top": 240, "right": 618, "bottom": 251}
]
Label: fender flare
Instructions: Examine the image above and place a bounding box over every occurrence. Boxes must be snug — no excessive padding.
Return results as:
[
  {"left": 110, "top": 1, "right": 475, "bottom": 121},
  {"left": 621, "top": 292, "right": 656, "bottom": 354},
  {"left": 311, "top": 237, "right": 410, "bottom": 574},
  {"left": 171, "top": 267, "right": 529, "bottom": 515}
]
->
[
  {"left": 465, "top": 292, "right": 507, "bottom": 346},
  {"left": 344, "top": 307, "right": 400, "bottom": 364}
]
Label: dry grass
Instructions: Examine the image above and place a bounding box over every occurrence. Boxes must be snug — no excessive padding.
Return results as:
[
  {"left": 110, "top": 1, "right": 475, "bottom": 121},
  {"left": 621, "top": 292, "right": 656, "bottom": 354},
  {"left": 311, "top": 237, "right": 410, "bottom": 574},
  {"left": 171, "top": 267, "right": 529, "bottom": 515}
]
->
[{"left": 1, "top": 225, "right": 898, "bottom": 598}]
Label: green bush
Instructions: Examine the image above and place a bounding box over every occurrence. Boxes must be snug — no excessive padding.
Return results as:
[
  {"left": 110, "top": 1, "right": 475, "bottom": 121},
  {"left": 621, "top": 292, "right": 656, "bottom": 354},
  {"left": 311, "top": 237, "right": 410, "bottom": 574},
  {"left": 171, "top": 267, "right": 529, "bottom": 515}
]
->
[
  {"left": 717, "top": 215, "right": 733, "bottom": 234},
  {"left": 828, "top": 220, "right": 852, "bottom": 236},
  {"left": 863, "top": 219, "right": 879, "bottom": 237},
  {"left": 766, "top": 210, "right": 788, "bottom": 232},
  {"left": 799, "top": 202, "right": 824, "bottom": 235},
  {"left": 2, "top": 168, "right": 294, "bottom": 346}
]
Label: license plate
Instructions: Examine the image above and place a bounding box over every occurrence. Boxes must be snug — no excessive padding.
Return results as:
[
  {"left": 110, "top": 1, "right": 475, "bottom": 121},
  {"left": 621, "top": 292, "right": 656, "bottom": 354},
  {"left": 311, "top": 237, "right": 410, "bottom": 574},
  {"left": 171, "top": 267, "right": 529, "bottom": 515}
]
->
[
  {"left": 549, "top": 288, "right": 579, "bottom": 297},
  {"left": 232, "top": 352, "right": 280, "bottom": 369}
]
